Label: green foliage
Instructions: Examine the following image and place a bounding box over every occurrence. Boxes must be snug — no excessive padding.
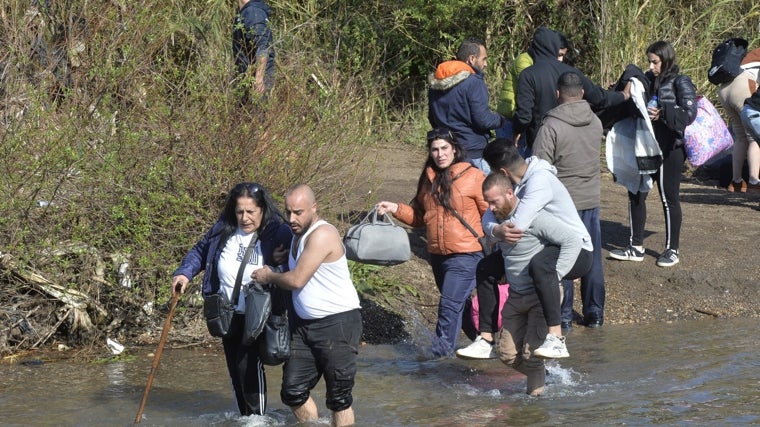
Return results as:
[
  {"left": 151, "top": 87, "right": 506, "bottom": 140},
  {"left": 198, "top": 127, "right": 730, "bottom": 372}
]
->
[{"left": 349, "top": 261, "right": 418, "bottom": 305}]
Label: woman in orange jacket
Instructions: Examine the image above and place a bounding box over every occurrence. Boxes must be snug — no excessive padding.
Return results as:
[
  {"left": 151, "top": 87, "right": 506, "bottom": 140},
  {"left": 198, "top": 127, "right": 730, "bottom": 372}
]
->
[{"left": 377, "top": 128, "right": 488, "bottom": 357}]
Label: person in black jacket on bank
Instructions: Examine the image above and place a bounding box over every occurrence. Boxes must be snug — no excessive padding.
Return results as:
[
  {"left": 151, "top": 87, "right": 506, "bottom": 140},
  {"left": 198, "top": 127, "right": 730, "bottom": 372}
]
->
[
  {"left": 609, "top": 40, "right": 698, "bottom": 267},
  {"left": 512, "top": 26, "right": 630, "bottom": 150}
]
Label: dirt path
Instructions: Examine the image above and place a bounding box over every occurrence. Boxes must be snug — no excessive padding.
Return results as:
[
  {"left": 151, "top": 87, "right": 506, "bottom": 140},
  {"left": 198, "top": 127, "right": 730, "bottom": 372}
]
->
[{"left": 365, "top": 143, "right": 760, "bottom": 329}]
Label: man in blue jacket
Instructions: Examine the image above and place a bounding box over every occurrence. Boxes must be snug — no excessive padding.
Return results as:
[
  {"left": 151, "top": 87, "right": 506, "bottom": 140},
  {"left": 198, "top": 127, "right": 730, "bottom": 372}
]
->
[
  {"left": 428, "top": 37, "right": 506, "bottom": 173},
  {"left": 233, "top": 0, "right": 275, "bottom": 100}
]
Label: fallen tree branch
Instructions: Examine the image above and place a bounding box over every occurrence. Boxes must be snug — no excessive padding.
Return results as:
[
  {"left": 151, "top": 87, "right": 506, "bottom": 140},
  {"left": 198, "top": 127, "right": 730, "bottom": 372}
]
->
[
  {"left": 0, "top": 252, "right": 108, "bottom": 344},
  {"left": 694, "top": 308, "right": 720, "bottom": 317}
]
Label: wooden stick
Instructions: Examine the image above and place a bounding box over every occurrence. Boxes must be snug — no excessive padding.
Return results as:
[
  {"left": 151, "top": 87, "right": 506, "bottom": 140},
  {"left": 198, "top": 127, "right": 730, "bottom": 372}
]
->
[{"left": 134, "top": 287, "right": 181, "bottom": 424}]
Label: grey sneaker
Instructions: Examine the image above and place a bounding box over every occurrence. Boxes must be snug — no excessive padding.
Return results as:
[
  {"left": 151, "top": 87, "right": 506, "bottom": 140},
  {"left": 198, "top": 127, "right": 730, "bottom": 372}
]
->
[
  {"left": 456, "top": 336, "right": 497, "bottom": 359},
  {"left": 533, "top": 334, "right": 569, "bottom": 359},
  {"left": 656, "top": 248, "right": 679, "bottom": 267},
  {"left": 609, "top": 245, "right": 644, "bottom": 262}
]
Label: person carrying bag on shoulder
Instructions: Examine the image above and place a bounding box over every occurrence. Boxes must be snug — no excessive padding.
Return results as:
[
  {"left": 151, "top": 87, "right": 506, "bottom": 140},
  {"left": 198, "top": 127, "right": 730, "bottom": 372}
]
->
[
  {"left": 171, "top": 182, "right": 292, "bottom": 416},
  {"left": 609, "top": 41, "right": 698, "bottom": 268}
]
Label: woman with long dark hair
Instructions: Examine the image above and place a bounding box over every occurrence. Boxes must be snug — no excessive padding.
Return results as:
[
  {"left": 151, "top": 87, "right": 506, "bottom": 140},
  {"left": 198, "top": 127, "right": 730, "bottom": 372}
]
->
[
  {"left": 610, "top": 41, "right": 698, "bottom": 267},
  {"left": 172, "top": 182, "right": 292, "bottom": 415},
  {"left": 376, "top": 128, "right": 487, "bottom": 357}
]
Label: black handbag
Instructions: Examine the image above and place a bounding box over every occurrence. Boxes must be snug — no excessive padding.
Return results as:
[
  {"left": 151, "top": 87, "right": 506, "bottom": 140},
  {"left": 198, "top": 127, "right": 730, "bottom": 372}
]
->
[
  {"left": 202, "top": 291, "right": 234, "bottom": 338},
  {"left": 258, "top": 288, "right": 291, "bottom": 365},
  {"left": 242, "top": 283, "right": 272, "bottom": 346},
  {"left": 203, "top": 235, "right": 257, "bottom": 338}
]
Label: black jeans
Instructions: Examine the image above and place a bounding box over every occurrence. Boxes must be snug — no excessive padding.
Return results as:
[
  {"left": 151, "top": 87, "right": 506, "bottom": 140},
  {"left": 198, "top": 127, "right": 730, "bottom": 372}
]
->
[
  {"left": 474, "top": 250, "right": 505, "bottom": 334},
  {"left": 476, "top": 246, "right": 593, "bottom": 330},
  {"left": 530, "top": 246, "right": 592, "bottom": 327}
]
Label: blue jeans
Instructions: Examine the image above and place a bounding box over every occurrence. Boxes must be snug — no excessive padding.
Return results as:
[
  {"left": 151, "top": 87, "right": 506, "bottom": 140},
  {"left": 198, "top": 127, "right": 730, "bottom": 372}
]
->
[
  {"left": 561, "top": 207, "right": 605, "bottom": 322},
  {"left": 429, "top": 252, "right": 483, "bottom": 357},
  {"left": 494, "top": 119, "right": 531, "bottom": 158},
  {"left": 469, "top": 157, "right": 491, "bottom": 174},
  {"left": 741, "top": 104, "right": 760, "bottom": 143}
]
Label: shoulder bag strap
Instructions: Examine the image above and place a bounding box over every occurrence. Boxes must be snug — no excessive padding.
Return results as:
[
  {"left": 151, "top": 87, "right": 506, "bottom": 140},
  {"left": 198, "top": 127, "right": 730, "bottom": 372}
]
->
[
  {"left": 448, "top": 165, "right": 481, "bottom": 238},
  {"left": 450, "top": 209, "right": 480, "bottom": 238},
  {"left": 231, "top": 233, "right": 258, "bottom": 304}
]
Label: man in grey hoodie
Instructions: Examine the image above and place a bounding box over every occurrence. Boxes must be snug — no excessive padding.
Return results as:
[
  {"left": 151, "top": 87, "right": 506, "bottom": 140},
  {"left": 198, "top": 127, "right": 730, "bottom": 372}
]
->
[
  {"left": 481, "top": 172, "right": 588, "bottom": 396},
  {"left": 485, "top": 141, "right": 592, "bottom": 357},
  {"left": 533, "top": 71, "right": 606, "bottom": 329}
]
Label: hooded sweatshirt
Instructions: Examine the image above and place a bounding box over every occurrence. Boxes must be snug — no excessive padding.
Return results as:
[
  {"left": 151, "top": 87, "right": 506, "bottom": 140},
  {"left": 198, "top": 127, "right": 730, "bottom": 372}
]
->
[
  {"left": 428, "top": 60, "right": 505, "bottom": 160},
  {"left": 497, "top": 207, "right": 586, "bottom": 294},
  {"left": 532, "top": 100, "right": 603, "bottom": 211},
  {"left": 513, "top": 27, "right": 626, "bottom": 147}
]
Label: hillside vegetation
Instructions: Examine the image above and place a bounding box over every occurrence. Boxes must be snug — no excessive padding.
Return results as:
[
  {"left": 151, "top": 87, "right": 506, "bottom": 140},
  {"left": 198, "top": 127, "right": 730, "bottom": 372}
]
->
[{"left": 1, "top": 0, "right": 758, "bottom": 355}]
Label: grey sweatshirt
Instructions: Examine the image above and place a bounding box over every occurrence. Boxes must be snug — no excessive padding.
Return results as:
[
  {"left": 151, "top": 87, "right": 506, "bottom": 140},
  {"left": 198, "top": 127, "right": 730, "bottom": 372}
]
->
[
  {"left": 483, "top": 157, "right": 592, "bottom": 287},
  {"left": 497, "top": 207, "right": 587, "bottom": 294}
]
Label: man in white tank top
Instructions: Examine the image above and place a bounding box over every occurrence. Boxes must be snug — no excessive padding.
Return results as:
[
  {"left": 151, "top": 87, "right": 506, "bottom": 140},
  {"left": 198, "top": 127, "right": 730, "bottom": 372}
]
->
[{"left": 252, "top": 184, "right": 361, "bottom": 427}]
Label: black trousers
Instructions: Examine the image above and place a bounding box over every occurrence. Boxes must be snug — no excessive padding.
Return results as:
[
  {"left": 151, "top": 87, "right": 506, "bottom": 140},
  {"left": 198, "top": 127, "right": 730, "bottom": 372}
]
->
[
  {"left": 628, "top": 146, "right": 685, "bottom": 250},
  {"left": 475, "top": 246, "right": 592, "bottom": 330},
  {"left": 222, "top": 313, "right": 267, "bottom": 416}
]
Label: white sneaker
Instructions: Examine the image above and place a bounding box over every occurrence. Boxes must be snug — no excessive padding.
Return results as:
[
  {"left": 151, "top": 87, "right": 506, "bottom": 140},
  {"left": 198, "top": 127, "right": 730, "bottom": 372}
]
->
[
  {"left": 533, "top": 334, "right": 569, "bottom": 359},
  {"left": 455, "top": 336, "right": 497, "bottom": 359}
]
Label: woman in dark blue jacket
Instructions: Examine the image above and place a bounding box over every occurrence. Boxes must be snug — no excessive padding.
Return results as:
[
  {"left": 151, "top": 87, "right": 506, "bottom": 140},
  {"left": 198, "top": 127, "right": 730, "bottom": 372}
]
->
[
  {"left": 610, "top": 41, "right": 698, "bottom": 267},
  {"left": 172, "top": 182, "right": 292, "bottom": 416}
]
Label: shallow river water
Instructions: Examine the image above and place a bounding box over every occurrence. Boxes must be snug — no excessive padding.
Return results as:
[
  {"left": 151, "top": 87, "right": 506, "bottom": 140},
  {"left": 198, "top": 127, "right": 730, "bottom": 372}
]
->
[{"left": 1, "top": 317, "right": 758, "bottom": 426}]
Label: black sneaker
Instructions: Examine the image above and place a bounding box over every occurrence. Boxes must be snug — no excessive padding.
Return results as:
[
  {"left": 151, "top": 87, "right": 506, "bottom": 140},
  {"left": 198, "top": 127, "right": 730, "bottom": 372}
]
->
[
  {"left": 656, "top": 248, "right": 679, "bottom": 267},
  {"left": 585, "top": 318, "right": 604, "bottom": 328},
  {"left": 609, "top": 245, "right": 644, "bottom": 262}
]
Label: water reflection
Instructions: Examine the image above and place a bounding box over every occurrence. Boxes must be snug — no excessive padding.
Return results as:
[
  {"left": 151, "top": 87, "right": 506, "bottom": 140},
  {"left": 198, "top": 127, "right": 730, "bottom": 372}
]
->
[{"left": 1, "top": 318, "right": 759, "bottom": 426}]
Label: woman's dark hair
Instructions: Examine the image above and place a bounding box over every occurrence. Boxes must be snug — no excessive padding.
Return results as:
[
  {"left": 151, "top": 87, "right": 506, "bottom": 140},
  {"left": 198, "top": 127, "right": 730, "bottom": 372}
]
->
[
  {"left": 414, "top": 128, "right": 468, "bottom": 213},
  {"left": 646, "top": 40, "right": 679, "bottom": 91},
  {"left": 220, "top": 182, "right": 286, "bottom": 235}
]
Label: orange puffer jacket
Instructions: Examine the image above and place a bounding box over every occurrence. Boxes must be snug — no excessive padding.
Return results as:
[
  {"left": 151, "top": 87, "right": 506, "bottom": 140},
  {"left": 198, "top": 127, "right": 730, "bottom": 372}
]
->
[{"left": 394, "top": 162, "right": 487, "bottom": 255}]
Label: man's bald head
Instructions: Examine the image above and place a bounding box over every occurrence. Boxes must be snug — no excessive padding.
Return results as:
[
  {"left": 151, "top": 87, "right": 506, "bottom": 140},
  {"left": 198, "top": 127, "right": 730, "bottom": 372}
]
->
[{"left": 285, "top": 184, "right": 318, "bottom": 235}]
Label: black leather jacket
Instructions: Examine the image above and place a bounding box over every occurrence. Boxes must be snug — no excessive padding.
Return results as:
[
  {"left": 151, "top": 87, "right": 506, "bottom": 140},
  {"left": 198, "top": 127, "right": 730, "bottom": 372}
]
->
[{"left": 646, "top": 71, "right": 698, "bottom": 150}]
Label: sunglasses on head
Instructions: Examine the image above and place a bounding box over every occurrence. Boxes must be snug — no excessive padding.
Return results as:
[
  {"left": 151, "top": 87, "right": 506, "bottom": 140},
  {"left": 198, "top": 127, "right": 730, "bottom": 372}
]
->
[
  {"left": 426, "top": 129, "right": 454, "bottom": 142},
  {"left": 245, "top": 183, "right": 262, "bottom": 194}
]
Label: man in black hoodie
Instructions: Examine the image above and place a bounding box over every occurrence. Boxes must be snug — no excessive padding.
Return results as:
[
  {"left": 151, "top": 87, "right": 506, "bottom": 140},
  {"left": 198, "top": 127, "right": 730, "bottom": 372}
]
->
[{"left": 513, "top": 27, "right": 630, "bottom": 149}]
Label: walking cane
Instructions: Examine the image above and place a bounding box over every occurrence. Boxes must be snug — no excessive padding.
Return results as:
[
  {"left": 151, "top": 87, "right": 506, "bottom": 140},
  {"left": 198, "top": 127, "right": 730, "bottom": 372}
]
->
[{"left": 134, "top": 284, "right": 182, "bottom": 424}]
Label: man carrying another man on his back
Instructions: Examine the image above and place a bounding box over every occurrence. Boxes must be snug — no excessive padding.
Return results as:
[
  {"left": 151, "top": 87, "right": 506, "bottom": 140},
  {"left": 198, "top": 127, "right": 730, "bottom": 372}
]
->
[
  {"left": 533, "top": 71, "right": 606, "bottom": 328},
  {"left": 481, "top": 172, "right": 589, "bottom": 396},
  {"left": 457, "top": 140, "right": 592, "bottom": 360},
  {"left": 428, "top": 37, "right": 506, "bottom": 173}
]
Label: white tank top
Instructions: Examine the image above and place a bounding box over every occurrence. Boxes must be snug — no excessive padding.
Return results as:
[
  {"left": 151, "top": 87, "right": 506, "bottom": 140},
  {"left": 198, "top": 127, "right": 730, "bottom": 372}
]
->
[{"left": 288, "top": 220, "right": 360, "bottom": 320}]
